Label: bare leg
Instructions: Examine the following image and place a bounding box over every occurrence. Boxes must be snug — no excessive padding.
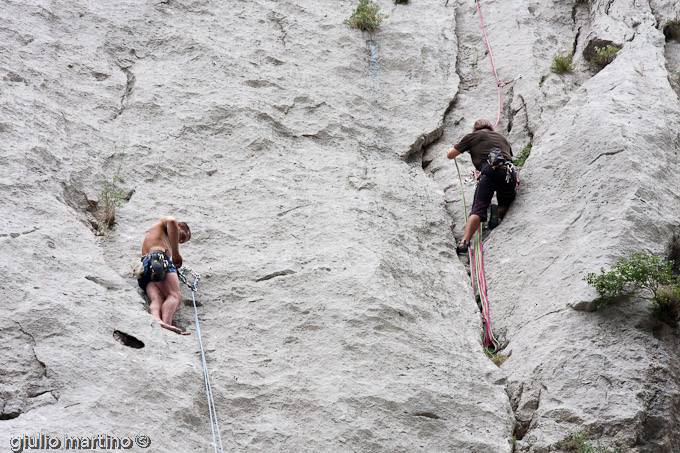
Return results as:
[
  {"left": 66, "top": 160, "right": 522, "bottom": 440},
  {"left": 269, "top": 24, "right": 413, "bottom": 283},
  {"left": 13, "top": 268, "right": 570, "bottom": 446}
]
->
[
  {"left": 145, "top": 284, "right": 165, "bottom": 324},
  {"left": 145, "top": 276, "right": 190, "bottom": 335},
  {"left": 462, "top": 214, "right": 482, "bottom": 244}
]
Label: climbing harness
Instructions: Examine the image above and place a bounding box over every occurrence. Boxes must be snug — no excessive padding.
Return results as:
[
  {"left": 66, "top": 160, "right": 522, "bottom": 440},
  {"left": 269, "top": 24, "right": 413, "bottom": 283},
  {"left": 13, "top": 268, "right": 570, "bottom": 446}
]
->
[
  {"left": 486, "top": 148, "right": 506, "bottom": 168},
  {"left": 178, "top": 267, "right": 224, "bottom": 453},
  {"left": 145, "top": 250, "right": 171, "bottom": 282}
]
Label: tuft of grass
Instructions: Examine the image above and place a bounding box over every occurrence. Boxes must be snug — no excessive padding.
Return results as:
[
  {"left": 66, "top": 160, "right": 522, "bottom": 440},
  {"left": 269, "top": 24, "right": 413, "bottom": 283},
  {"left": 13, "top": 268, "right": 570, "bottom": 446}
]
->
[
  {"left": 651, "top": 285, "right": 680, "bottom": 326},
  {"left": 664, "top": 19, "right": 680, "bottom": 41},
  {"left": 491, "top": 353, "right": 508, "bottom": 367},
  {"left": 551, "top": 51, "right": 575, "bottom": 74},
  {"left": 556, "top": 432, "right": 622, "bottom": 453},
  {"left": 584, "top": 251, "right": 679, "bottom": 320},
  {"left": 514, "top": 142, "right": 532, "bottom": 167},
  {"left": 97, "top": 159, "right": 126, "bottom": 235},
  {"left": 484, "top": 348, "right": 508, "bottom": 367},
  {"left": 589, "top": 45, "right": 620, "bottom": 69},
  {"left": 345, "top": 1, "right": 387, "bottom": 31}
]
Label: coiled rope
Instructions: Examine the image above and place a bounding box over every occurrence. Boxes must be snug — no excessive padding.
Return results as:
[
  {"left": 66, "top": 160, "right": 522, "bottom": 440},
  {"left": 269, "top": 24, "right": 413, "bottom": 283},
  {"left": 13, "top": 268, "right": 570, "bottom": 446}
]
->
[
  {"left": 455, "top": 161, "right": 500, "bottom": 354},
  {"left": 178, "top": 267, "right": 224, "bottom": 453}
]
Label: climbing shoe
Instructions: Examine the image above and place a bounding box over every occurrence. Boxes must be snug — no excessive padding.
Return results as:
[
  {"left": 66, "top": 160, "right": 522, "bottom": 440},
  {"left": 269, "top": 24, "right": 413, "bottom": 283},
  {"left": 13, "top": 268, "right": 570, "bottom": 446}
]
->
[
  {"left": 456, "top": 240, "right": 469, "bottom": 255},
  {"left": 488, "top": 204, "right": 499, "bottom": 230}
]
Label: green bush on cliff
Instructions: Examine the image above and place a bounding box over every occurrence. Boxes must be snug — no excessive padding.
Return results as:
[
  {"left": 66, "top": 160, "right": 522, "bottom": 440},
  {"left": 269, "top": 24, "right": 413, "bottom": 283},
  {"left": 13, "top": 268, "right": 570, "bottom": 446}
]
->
[
  {"left": 97, "top": 159, "right": 126, "bottom": 235},
  {"left": 589, "top": 45, "right": 620, "bottom": 69},
  {"left": 556, "top": 431, "right": 622, "bottom": 453},
  {"left": 345, "top": 1, "right": 386, "bottom": 31},
  {"left": 551, "top": 51, "right": 574, "bottom": 74},
  {"left": 514, "top": 142, "right": 532, "bottom": 167},
  {"left": 584, "top": 251, "right": 680, "bottom": 324}
]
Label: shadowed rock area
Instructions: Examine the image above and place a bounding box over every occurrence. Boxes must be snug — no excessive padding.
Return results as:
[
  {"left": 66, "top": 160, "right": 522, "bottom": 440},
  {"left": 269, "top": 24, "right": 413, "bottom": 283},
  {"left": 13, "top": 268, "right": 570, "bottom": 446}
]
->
[{"left": 1, "top": 0, "right": 679, "bottom": 451}]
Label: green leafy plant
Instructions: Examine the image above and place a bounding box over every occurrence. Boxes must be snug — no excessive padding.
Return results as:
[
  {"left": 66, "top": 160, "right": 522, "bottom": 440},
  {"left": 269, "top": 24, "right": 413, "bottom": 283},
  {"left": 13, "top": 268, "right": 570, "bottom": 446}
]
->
[
  {"left": 97, "top": 160, "right": 126, "bottom": 235},
  {"left": 514, "top": 142, "right": 531, "bottom": 167},
  {"left": 664, "top": 19, "right": 680, "bottom": 41},
  {"left": 551, "top": 51, "right": 575, "bottom": 74},
  {"left": 589, "top": 45, "right": 620, "bottom": 69},
  {"left": 584, "top": 251, "right": 678, "bottom": 312},
  {"left": 556, "top": 432, "right": 622, "bottom": 453},
  {"left": 345, "top": 1, "right": 387, "bottom": 31}
]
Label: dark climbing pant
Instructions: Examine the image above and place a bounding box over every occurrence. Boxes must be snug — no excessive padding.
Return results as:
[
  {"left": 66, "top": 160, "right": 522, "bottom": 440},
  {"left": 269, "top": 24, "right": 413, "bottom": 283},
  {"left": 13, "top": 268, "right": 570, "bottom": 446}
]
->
[{"left": 470, "top": 163, "right": 517, "bottom": 221}]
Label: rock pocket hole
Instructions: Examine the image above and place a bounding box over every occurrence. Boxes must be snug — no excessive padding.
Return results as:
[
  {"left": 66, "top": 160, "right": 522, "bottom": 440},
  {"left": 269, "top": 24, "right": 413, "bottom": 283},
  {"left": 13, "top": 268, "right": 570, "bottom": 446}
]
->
[
  {"left": 113, "top": 330, "right": 144, "bottom": 349},
  {"left": 0, "top": 409, "right": 21, "bottom": 420},
  {"left": 413, "top": 411, "right": 441, "bottom": 420}
]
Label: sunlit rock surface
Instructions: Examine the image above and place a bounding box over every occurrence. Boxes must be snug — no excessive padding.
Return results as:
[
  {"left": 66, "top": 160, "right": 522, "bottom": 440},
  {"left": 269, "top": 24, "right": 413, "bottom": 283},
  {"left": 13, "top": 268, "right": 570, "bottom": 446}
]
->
[{"left": 2, "top": 0, "right": 679, "bottom": 451}]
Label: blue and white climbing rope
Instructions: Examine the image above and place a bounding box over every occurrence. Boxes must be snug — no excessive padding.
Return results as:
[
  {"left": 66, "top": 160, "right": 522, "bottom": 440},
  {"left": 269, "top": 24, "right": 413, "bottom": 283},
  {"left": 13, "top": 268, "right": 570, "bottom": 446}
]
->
[{"left": 179, "top": 267, "right": 224, "bottom": 453}]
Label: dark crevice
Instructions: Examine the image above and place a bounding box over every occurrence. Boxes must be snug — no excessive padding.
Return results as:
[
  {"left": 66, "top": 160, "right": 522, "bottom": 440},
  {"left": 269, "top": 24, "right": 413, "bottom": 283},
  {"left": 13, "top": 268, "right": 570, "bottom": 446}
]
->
[
  {"left": 404, "top": 93, "right": 457, "bottom": 164},
  {"left": 113, "top": 330, "right": 145, "bottom": 349},
  {"left": 573, "top": 26, "right": 582, "bottom": 55},
  {"left": 412, "top": 411, "right": 442, "bottom": 420},
  {"left": 255, "top": 269, "right": 296, "bottom": 282},
  {"left": 0, "top": 411, "right": 21, "bottom": 421},
  {"left": 588, "top": 148, "right": 624, "bottom": 165}
]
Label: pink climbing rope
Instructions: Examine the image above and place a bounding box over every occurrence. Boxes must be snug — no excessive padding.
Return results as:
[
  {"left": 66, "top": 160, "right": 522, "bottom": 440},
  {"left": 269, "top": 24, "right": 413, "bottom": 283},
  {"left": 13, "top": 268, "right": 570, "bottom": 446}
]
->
[{"left": 475, "top": 0, "right": 502, "bottom": 130}]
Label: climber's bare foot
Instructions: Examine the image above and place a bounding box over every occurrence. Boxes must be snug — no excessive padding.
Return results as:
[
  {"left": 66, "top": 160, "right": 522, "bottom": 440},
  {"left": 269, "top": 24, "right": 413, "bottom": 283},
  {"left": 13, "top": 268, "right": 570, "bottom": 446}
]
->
[{"left": 158, "top": 319, "right": 190, "bottom": 335}]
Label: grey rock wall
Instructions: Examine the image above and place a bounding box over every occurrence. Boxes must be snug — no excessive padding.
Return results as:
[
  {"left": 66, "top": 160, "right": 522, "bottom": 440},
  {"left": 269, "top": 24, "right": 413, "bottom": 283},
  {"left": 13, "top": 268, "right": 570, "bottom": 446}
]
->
[{"left": 1, "top": 0, "right": 679, "bottom": 451}]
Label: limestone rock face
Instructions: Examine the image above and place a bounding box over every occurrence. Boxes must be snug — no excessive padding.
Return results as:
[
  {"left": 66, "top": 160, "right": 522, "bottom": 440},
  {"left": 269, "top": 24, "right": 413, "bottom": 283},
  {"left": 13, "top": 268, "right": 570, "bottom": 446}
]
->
[{"left": 1, "top": 0, "right": 679, "bottom": 452}]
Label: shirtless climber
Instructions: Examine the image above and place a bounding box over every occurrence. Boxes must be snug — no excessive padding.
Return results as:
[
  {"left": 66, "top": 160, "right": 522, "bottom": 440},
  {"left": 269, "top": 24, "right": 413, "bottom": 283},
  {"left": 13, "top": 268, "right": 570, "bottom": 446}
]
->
[
  {"left": 446, "top": 119, "right": 517, "bottom": 254},
  {"left": 135, "top": 216, "right": 192, "bottom": 335}
]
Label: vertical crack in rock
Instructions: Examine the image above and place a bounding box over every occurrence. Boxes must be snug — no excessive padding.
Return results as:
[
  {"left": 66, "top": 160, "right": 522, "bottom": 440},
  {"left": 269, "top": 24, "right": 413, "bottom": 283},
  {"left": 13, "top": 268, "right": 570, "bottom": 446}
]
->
[
  {"left": 1, "top": 321, "right": 58, "bottom": 420},
  {"left": 268, "top": 12, "right": 288, "bottom": 47},
  {"left": 605, "top": 0, "right": 614, "bottom": 16},
  {"left": 113, "top": 66, "right": 135, "bottom": 119}
]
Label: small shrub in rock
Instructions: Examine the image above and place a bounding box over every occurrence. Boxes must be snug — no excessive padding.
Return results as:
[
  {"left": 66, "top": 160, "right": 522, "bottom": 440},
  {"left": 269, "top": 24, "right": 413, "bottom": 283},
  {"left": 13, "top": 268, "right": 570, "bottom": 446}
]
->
[
  {"left": 345, "top": 1, "right": 386, "bottom": 31},
  {"left": 556, "top": 432, "right": 622, "bottom": 453},
  {"left": 551, "top": 51, "right": 574, "bottom": 74},
  {"left": 589, "top": 45, "right": 620, "bottom": 69},
  {"left": 664, "top": 19, "right": 680, "bottom": 41},
  {"left": 514, "top": 142, "right": 531, "bottom": 167},
  {"left": 584, "top": 251, "right": 679, "bottom": 316},
  {"left": 97, "top": 160, "right": 126, "bottom": 235},
  {"left": 651, "top": 285, "right": 680, "bottom": 326},
  {"left": 667, "top": 229, "right": 680, "bottom": 275}
]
